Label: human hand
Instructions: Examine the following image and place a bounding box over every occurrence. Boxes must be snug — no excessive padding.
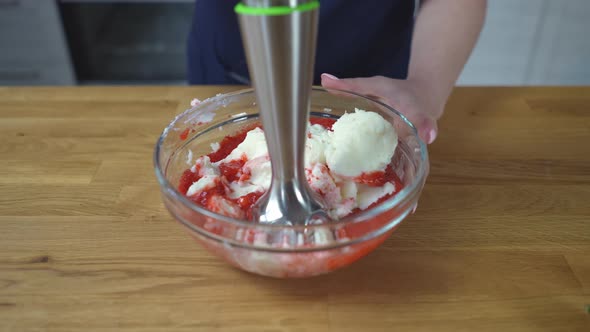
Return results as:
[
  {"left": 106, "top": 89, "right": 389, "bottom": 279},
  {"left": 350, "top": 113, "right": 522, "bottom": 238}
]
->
[{"left": 320, "top": 73, "right": 444, "bottom": 144}]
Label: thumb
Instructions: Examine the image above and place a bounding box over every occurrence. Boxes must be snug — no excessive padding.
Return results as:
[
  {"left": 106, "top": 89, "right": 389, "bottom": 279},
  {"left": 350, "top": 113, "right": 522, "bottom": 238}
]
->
[{"left": 415, "top": 116, "right": 438, "bottom": 144}]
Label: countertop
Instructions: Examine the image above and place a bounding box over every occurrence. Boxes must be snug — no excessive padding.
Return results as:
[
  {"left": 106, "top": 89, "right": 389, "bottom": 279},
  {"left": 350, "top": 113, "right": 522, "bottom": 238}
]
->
[{"left": 0, "top": 86, "right": 588, "bottom": 331}]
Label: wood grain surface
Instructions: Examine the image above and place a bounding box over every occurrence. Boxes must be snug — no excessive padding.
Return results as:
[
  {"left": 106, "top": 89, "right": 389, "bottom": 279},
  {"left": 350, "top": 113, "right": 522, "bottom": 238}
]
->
[{"left": 0, "top": 86, "right": 588, "bottom": 331}]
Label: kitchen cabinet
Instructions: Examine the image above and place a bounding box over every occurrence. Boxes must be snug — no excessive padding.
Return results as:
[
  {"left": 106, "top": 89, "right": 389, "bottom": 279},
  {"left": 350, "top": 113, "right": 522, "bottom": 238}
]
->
[{"left": 0, "top": 0, "right": 75, "bottom": 85}]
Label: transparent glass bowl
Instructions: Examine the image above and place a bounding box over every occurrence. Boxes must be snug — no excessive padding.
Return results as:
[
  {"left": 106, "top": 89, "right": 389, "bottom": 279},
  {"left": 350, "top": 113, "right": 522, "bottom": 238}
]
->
[{"left": 154, "top": 87, "right": 428, "bottom": 278}]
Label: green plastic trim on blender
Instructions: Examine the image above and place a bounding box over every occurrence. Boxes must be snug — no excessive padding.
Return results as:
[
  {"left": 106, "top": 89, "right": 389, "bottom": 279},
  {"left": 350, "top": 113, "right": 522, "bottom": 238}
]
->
[{"left": 234, "top": 1, "right": 319, "bottom": 16}]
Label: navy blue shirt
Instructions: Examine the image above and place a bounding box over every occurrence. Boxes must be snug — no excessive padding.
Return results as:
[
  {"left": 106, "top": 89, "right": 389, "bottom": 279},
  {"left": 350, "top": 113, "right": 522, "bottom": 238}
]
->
[{"left": 187, "top": 0, "right": 415, "bottom": 85}]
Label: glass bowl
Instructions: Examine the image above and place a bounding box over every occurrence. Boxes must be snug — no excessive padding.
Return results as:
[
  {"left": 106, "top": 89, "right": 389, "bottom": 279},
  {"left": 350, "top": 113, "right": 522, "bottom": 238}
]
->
[{"left": 154, "top": 87, "right": 428, "bottom": 278}]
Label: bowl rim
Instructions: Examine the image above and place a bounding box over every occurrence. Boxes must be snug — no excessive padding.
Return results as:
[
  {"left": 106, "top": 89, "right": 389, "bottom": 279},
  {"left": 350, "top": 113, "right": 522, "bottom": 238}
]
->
[{"left": 153, "top": 87, "right": 428, "bottom": 233}]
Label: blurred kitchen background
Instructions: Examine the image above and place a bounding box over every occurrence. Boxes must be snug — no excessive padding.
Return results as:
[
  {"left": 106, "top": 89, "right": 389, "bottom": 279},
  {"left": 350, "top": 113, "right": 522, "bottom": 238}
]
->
[{"left": 0, "top": 0, "right": 589, "bottom": 86}]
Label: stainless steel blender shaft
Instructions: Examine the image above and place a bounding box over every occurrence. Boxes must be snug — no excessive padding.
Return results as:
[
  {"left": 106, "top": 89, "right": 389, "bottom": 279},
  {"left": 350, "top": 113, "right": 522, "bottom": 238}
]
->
[{"left": 236, "top": 0, "right": 327, "bottom": 224}]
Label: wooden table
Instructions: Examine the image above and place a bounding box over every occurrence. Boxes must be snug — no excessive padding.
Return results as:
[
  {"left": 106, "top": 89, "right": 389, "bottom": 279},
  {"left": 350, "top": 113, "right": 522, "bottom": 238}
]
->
[{"left": 0, "top": 86, "right": 588, "bottom": 331}]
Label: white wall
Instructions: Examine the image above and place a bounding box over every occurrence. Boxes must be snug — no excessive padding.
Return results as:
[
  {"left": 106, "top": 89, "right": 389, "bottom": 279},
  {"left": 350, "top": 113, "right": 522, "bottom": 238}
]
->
[{"left": 458, "top": 0, "right": 590, "bottom": 86}]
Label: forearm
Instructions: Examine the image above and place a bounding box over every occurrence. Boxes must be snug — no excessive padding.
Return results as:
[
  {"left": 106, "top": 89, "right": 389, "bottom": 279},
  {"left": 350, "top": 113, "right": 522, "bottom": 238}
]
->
[{"left": 408, "top": 0, "right": 487, "bottom": 116}]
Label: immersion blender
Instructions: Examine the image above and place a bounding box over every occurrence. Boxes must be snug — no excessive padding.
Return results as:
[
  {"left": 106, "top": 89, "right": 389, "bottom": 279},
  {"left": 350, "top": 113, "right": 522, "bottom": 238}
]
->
[{"left": 235, "top": 0, "right": 329, "bottom": 225}]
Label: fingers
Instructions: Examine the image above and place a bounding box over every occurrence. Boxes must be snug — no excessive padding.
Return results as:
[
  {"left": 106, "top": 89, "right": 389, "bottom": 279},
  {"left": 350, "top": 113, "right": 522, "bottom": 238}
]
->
[
  {"left": 321, "top": 73, "right": 394, "bottom": 109},
  {"left": 321, "top": 73, "right": 438, "bottom": 144},
  {"left": 321, "top": 73, "right": 339, "bottom": 81},
  {"left": 321, "top": 73, "right": 386, "bottom": 97},
  {"left": 319, "top": 74, "right": 388, "bottom": 108}
]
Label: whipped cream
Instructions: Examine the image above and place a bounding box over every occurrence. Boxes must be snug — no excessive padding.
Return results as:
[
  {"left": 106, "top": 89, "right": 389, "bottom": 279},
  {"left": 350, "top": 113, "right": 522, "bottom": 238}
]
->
[{"left": 326, "top": 109, "right": 397, "bottom": 177}]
